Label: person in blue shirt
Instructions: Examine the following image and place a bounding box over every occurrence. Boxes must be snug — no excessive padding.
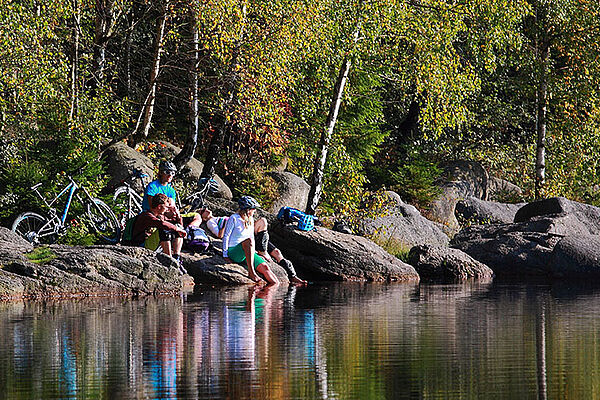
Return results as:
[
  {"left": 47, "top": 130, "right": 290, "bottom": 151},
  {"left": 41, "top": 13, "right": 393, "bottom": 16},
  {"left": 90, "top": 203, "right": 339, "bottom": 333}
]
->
[{"left": 142, "top": 160, "right": 178, "bottom": 212}]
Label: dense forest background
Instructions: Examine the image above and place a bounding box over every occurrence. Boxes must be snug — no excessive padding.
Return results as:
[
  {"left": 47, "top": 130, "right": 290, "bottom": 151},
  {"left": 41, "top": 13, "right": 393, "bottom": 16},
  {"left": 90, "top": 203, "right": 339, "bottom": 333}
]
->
[{"left": 1, "top": 0, "right": 600, "bottom": 224}]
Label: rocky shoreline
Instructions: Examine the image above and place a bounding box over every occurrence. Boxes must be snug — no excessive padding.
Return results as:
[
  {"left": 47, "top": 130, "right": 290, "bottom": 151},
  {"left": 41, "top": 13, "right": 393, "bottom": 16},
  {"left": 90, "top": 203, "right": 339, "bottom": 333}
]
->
[
  {"left": 5, "top": 194, "right": 600, "bottom": 301},
  {"left": 4, "top": 143, "right": 600, "bottom": 301}
]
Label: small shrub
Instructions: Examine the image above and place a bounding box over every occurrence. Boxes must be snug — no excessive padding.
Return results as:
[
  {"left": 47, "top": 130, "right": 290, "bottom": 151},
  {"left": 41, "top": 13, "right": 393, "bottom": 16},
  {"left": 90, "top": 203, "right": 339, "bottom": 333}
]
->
[{"left": 370, "top": 235, "right": 412, "bottom": 263}]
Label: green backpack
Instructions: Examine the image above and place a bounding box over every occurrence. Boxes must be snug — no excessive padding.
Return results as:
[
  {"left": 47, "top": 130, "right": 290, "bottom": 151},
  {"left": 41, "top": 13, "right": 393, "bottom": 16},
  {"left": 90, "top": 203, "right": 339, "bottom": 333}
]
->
[{"left": 120, "top": 215, "right": 138, "bottom": 246}]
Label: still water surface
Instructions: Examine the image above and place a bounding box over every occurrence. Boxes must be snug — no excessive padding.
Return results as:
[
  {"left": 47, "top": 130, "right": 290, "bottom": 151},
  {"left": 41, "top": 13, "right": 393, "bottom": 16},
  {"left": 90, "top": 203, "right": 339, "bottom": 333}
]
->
[{"left": 0, "top": 281, "right": 599, "bottom": 399}]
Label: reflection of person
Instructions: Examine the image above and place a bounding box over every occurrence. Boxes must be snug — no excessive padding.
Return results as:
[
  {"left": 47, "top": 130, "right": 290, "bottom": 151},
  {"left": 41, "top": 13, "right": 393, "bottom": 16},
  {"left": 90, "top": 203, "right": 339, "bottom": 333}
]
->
[
  {"left": 132, "top": 193, "right": 186, "bottom": 259},
  {"left": 222, "top": 196, "right": 279, "bottom": 285},
  {"left": 254, "top": 218, "right": 307, "bottom": 285}
]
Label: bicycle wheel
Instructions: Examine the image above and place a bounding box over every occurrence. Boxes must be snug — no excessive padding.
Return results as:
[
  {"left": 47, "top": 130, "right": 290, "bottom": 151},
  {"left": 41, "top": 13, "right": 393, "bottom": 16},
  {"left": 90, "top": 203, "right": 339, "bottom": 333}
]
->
[
  {"left": 86, "top": 199, "right": 121, "bottom": 244},
  {"left": 12, "top": 212, "right": 56, "bottom": 245},
  {"left": 113, "top": 186, "right": 141, "bottom": 228}
]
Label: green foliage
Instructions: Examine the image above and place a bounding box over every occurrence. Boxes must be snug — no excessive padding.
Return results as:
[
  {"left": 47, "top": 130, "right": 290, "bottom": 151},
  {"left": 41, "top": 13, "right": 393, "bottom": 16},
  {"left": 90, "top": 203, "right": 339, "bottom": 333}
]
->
[
  {"left": 370, "top": 235, "right": 411, "bottom": 263},
  {"left": 26, "top": 246, "right": 57, "bottom": 264},
  {"left": 57, "top": 220, "right": 97, "bottom": 246},
  {"left": 227, "top": 163, "right": 279, "bottom": 210}
]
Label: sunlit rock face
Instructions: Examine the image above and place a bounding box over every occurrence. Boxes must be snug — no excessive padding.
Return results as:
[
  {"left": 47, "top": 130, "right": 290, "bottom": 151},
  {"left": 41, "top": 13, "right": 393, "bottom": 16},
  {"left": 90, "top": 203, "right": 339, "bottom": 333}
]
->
[{"left": 0, "top": 228, "right": 189, "bottom": 300}]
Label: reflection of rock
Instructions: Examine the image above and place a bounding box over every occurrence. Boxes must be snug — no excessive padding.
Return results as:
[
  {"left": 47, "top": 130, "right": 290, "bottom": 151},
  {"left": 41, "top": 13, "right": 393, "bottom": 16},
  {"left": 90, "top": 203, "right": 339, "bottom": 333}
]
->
[
  {"left": 359, "top": 191, "right": 449, "bottom": 249},
  {"left": 270, "top": 222, "right": 420, "bottom": 282},
  {"left": 152, "top": 141, "right": 232, "bottom": 200},
  {"left": 0, "top": 228, "right": 190, "bottom": 300},
  {"left": 267, "top": 171, "right": 310, "bottom": 214},
  {"left": 103, "top": 142, "right": 155, "bottom": 193},
  {"left": 408, "top": 244, "right": 493, "bottom": 282},
  {"left": 456, "top": 196, "right": 525, "bottom": 225}
]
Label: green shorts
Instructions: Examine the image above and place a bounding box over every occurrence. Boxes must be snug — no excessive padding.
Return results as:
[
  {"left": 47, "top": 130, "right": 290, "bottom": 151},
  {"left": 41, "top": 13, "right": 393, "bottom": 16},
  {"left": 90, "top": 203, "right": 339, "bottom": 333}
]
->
[{"left": 228, "top": 242, "right": 266, "bottom": 266}]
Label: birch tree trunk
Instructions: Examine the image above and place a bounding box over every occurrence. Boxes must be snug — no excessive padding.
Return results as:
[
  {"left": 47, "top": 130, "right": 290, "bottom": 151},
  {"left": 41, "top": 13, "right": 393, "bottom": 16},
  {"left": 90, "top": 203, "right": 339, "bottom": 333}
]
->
[
  {"left": 133, "top": 0, "right": 169, "bottom": 143},
  {"left": 174, "top": 2, "right": 199, "bottom": 169},
  {"left": 305, "top": 57, "right": 352, "bottom": 215},
  {"left": 69, "top": 0, "right": 80, "bottom": 125},
  {"left": 535, "top": 45, "right": 548, "bottom": 200},
  {"left": 92, "top": 0, "right": 114, "bottom": 87}
]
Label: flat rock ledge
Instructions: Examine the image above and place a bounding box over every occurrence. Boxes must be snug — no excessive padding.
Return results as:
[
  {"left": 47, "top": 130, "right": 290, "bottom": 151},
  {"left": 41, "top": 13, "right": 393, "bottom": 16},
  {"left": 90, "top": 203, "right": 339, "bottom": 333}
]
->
[{"left": 0, "top": 228, "right": 191, "bottom": 301}]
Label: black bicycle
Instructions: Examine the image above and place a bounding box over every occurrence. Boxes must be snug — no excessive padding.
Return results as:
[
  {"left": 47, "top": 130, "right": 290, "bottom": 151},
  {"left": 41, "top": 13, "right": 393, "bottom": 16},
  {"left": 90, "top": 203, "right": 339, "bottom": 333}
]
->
[
  {"left": 12, "top": 174, "right": 121, "bottom": 245},
  {"left": 181, "top": 177, "right": 220, "bottom": 212}
]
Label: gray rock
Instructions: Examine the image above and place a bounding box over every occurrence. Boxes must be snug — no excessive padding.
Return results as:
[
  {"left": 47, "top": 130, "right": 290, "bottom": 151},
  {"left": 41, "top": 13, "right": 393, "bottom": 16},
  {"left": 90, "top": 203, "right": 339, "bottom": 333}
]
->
[
  {"left": 514, "top": 197, "right": 600, "bottom": 237},
  {"left": 0, "top": 227, "right": 190, "bottom": 300},
  {"left": 181, "top": 242, "right": 289, "bottom": 285},
  {"left": 267, "top": 171, "right": 310, "bottom": 214},
  {"left": 550, "top": 235, "right": 600, "bottom": 278},
  {"left": 103, "top": 142, "right": 155, "bottom": 193},
  {"left": 270, "top": 222, "right": 420, "bottom": 282},
  {"left": 407, "top": 245, "right": 494, "bottom": 281},
  {"left": 152, "top": 141, "right": 233, "bottom": 200},
  {"left": 441, "top": 160, "right": 489, "bottom": 200},
  {"left": 427, "top": 160, "right": 490, "bottom": 235},
  {"left": 456, "top": 196, "right": 525, "bottom": 225},
  {"left": 487, "top": 177, "right": 523, "bottom": 202},
  {"left": 360, "top": 192, "right": 449, "bottom": 249},
  {"left": 450, "top": 218, "right": 564, "bottom": 276}
]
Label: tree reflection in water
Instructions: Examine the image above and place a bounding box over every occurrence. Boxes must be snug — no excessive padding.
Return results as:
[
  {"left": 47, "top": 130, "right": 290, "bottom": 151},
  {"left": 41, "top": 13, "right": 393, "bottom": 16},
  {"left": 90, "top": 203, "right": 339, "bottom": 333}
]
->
[{"left": 2, "top": 281, "right": 600, "bottom": 399}]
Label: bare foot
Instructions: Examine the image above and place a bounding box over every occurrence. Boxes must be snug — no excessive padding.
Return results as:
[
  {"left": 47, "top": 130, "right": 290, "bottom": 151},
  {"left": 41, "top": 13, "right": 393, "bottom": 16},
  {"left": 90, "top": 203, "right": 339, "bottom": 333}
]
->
[
  {"left": 290, "top": 276, "right": 307, "bottom": 285},
  {"left": 248, "top": 272, "right": 265, "bottom": 284}
]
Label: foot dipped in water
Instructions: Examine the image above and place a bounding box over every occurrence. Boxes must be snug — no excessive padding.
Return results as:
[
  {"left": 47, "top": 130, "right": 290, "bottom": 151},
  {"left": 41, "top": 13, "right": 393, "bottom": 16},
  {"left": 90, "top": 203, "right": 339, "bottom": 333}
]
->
[
  {"left": 290, "top": 276, "right": 308, "bottom": 285},
  {"left": 248, "top": 271, "right": 265, "bottom": 284}
]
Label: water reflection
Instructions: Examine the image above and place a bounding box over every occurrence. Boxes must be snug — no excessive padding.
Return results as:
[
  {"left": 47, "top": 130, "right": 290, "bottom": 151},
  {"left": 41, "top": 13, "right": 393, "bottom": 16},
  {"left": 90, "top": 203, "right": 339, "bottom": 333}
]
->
[{"left": 2, "top": 281, "right": 600, "bottom": 399}]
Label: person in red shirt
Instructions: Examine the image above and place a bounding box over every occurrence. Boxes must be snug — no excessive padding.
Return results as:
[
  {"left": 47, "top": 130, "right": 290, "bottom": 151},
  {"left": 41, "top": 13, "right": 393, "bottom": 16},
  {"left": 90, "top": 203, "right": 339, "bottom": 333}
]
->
[{"left": 131, "top": 193, "right": 186, "bottom": 260}]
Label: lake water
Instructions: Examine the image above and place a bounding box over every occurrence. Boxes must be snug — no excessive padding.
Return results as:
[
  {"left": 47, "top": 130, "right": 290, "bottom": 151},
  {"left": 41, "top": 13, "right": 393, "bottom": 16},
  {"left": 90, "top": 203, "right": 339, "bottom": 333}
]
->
[{"left": 1, "top": 280, "right": 599, "bottom": 399}]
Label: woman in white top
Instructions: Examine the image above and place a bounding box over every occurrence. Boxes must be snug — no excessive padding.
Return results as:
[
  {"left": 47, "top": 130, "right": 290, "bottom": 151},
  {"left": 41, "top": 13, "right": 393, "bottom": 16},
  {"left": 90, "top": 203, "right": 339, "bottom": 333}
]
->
[{"left": 221, "top": 196, "right": 279, "bottom": 285}]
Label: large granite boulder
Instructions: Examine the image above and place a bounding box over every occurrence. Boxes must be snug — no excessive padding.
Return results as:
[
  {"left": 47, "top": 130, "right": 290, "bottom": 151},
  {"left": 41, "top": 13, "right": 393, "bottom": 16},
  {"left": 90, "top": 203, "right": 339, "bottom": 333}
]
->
[
  {"left": 452, "top": 198, "right": 600, "bottom": 278},
  {"left": 451, "top": 217, "right": 568, "bottom": 276},
  {"left": 428, "top": 160, "right": 490, "bottom": 235},
  {"left": 550, "top": 235, "right": 600, "bottom": 278},
  {"left": 0, "top": 228, "right": 191, "bottom": 300},
  {"left": 487, "top": 177, "right": 523, "bottom": 203},
  {"left": 359, "top": 192, "right": 449, "bottom": 249},
  {"left": 456, "top": 196, "right": 525, "bottom": 225},
  {"left": 269, "top": 222, "right": 420, "bottom": 282},
  {"left": 514, "top": 197, "right": 600, "bottom": 235},
  {"left": 103, "top": 142, "right": 155, "bottom": 193},
  {"left": 152, "top": 141, "right": 232, "bottom": 200},
  {"left": 407, "top": 244, "right": 494, "bottom": 282},
  {"left": 267, "top": 171, "right": 310, "bottom": 214}
]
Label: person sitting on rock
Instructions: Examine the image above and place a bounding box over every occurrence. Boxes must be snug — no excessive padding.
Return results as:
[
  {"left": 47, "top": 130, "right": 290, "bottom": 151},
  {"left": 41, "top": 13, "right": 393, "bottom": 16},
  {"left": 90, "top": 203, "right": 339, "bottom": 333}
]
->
[
  {"left": 142, "top": 160, "right": 202, "bottom": 228},
  {"left": 200, "top": 207, "right": 229, "bottom": 239},
  {"left": 254, "top": 217, "right": 308, "bottom": 285},
  {"left": 131, "top": 193, "right": 186, "bottom": 264},
  {"left": 222, "top": 196, "right": 279, "bottom": 285}
]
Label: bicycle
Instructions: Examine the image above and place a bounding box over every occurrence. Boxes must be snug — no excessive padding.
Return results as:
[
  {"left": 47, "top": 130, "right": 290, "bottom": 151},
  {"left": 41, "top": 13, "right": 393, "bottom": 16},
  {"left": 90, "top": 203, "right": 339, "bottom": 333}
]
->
[
  {"left": 181, "top": 177, "right": 220, "bottom": 212},
  {"left": 12, "top": 174, "right": 121, "bottom": 245},
  {"left": 112, "top": 168, "right": 149, "bottom": 228}
]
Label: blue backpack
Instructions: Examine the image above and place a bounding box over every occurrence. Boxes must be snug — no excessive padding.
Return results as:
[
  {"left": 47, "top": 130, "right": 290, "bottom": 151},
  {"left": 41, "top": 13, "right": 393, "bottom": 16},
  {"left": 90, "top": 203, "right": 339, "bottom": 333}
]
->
[{"left": 277, "top": 207, "right": 316, "bottom": 232}]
